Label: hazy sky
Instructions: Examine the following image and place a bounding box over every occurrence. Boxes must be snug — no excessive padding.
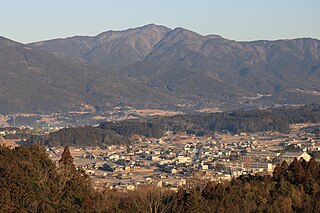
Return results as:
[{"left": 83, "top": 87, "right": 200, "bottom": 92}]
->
[{"left": 1, "top": 0, "right": 320, "bottom": 43}]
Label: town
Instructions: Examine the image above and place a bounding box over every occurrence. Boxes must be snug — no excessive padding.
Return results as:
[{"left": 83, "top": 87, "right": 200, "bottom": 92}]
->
[
  {"left": 39, "top": 123, "right": 320, "bottom": 192},
  {"left": 2, "top": 107, "right": 320, "bottom": 193}
]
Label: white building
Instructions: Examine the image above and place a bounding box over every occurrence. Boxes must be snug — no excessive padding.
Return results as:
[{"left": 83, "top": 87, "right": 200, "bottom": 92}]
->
[
  {"left": 177, "top": 156, "right": 192, "bottom": 164},
  {"left": 281, "top": 151, "right": 311, "bottom": 163}
]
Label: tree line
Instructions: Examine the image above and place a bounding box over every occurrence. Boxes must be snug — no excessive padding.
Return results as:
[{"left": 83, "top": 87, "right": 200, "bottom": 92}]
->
[
  {"left": 100, "top": 103, "right": 320, "bottom": 137},
  {"left": 1, "top": 145, "right": 320, "bottom": 212},
  {"left": 27, "top": 103, "right": 320, "bottom": 147},
  {"left": 26, "top": 126, "right": 130, "bottom": 147}
]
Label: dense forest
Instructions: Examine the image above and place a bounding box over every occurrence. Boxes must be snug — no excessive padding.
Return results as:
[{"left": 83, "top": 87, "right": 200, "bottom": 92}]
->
[
  {"left": 1, "top": 145, "right": 320, "bottom": 212},
  {"left": 26, "top": 126, "right": 130, "bottom": 147},
  {"left": 100, "top": 103, "right": 320, "bottom": 136},
  {"left": 27, "top": 103, "right": 320, "bottom": 147},
  {"left": 99, "top": 120, "right": 165, "bottom": 138}
]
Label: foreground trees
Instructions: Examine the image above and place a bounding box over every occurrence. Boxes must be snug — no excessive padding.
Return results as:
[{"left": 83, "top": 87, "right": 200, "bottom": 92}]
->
[
  {"left": 0, "top": 145, "right": 98, "bottom": 212},
  {"left": 1, "top": 145, "right": 320, "bottom": 212}
]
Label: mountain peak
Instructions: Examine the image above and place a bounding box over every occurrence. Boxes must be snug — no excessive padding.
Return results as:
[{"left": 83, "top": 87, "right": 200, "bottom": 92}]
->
[
  {"left": 98, "top": 24, "right": 170, "bottom": 36},
  {"left": 3, "top": 25, "right": 320, "bottom": 113},
  {"left": 139, "top": 23, "right": 170, "bottom": 31},
  {"left": 31, "top": 24, "right": 171, "bottom": 70}
]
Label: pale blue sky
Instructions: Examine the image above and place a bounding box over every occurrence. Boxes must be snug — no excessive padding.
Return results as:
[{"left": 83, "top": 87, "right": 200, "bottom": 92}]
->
[{"left": 1, "top": 0, "right": 320, "bottom": 43}]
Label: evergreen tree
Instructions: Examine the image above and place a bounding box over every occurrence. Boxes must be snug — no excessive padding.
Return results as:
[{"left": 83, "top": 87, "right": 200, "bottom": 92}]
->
[
  {"left": 273, "top": 161, "right": 288, "bottom": 181},
  {"left": 289, "top": 158, "right": 306, "bottom": 184},
  {"left": 307, "top": 158, "right": 319, "bottom": 179},
  {"left": 58, "top": 146, "right": 76, "bottom": 173}
]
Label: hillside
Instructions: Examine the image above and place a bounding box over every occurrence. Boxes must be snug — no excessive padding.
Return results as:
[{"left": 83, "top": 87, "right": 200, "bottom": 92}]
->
[
  {"left": 31, "top": 24, "right": 171, "bottom": 70},
  {"left": 32, "top": 24, "right": 320, "bottom": 111},
  {"left": 0, "top": 36, "right": 177, "bottom": 113},
  {"left": 1, "top": 25, "right": 320, "bottom": 113}
]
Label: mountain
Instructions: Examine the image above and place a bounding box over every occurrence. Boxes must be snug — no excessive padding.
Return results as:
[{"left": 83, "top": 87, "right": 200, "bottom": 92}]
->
[
  {"left": 31, "top": 24, "right": 171, "bottom": 70},
  {"left": 139, "top": 28, "right": 320, "bottom": 106},
  {"left": 31, "top": 24, "right": 320, "bottom": 110},
  {"left": 0, "top": 36, "right": 177, "bottom": 113},
  {"left": 2, "top": 24, "right": 320, "bottom": 113}
]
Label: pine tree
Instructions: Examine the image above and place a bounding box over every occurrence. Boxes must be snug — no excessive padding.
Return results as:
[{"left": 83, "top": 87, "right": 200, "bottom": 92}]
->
[
  {"left": 273, "top": 161, "right": 288, "bottom": 181},
  {"left": 59, "top": 146, "right": 75, "bottom": 171},
  {"left": 287, "top": 158, "right": 306, "bottom": 184},
  {"left": 299, "top": 158, "right": 308, "bottom": 170},
  {"left": 273, "top": 163, "right": 282, "bottom": 181},
  {"left": 307, "top": 158, "right": 319, "bottom": 179}
]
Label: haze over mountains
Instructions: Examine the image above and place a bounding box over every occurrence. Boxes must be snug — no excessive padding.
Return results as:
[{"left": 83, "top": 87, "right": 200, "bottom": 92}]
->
[{"left": 1, "top": 24, "right": 320, "bottom": 113}]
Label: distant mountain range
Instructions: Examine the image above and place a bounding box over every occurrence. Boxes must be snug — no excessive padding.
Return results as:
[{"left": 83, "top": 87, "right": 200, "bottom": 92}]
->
[
  {"left": 0, "top": 34, "right": 176, "bottom": 113},
  {"left": 1, "top": 24, "right": 320, "bottom": 113}
]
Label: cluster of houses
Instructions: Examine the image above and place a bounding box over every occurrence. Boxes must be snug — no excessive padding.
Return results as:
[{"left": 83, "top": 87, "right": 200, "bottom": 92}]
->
[
  {"left": 0, "top": 128, "right": 18, "bottom": 137},
  {"left": 57, "top": 129, "right": 320, "bottom": 191}
]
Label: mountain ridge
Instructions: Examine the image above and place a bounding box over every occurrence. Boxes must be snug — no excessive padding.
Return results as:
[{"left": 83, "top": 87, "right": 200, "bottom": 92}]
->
[
  {"left": 1, "top": 24, "right": 320, "bottom": 113},
  {"left": 0, "top": 36, "right": 179, "bottom": 113}
]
